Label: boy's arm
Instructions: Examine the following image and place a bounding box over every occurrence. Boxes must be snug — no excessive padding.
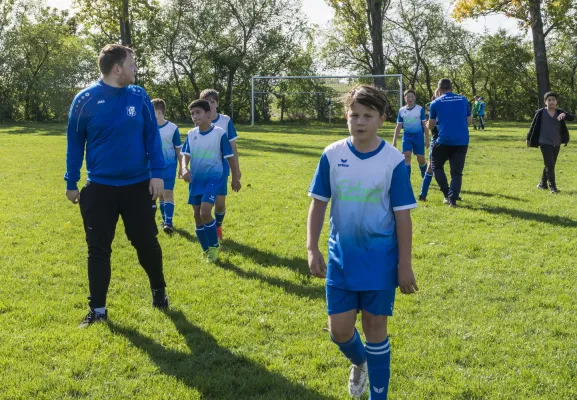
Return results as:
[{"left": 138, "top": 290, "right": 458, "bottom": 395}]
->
[
  {"left": 227, "top": 119, "right": 242, "bottom": 179},
  {"left": 394, "top": 209, "right": 418, "bottom": 294},
  {"left": 221, "top": 134, "right": 241, "bottom": 191},
  {"left": 230, "top": 141, "right": 241, "bottom": 179},
  {"left": 421, "top": 108, "right": 429, "bottom": 147},
  {"left": 307, "top": 199, "right": 328, "bottom": 278},
  {"left": 393, "top": 123, "right": 402, "bottom": 148},
  {"left": 179, "top": 136, "right": 191, "bottom": 182}
]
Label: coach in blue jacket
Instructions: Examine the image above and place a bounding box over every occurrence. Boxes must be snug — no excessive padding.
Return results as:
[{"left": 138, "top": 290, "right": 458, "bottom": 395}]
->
[
  {"left": 427, "top": 78, "right": 472, "bottom": 207},
  {"left": 65, "top": 44, "right": 168, "bottom": 327}
]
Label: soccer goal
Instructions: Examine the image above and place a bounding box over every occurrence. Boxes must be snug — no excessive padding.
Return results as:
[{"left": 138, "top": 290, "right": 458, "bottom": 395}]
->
[{"left": 250, "top": 74, "right": 403, "bottom": 125}]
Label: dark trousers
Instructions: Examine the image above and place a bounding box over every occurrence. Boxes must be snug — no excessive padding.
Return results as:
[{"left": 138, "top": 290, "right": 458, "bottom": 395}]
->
[
  {"left": 539, "top": 144, "right": 561, "bottom": 187},
  {"left": 431, "top": 143, "right": 468, "bottom": 201},
  {"left": 79, "top": 180, "right": 165, "bottom": 309}
]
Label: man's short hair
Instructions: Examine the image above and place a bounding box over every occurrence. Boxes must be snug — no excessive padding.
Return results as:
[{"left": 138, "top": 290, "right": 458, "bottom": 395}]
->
[
  {"left": 188, "top": 99, "right": 211, "bottom": 113},
  {"left": 544, "top": 91, "right": 557, "bottom": 101},
  {"left": 404, "top": 89, "right": 416, "bottom": 97},
  {"left": 344, "top": 85, "right": 388, "bottom": 116},
  {"left": 151, "top": 99, "right": 166, "bottom": 114},
  {"left": 98, "top": 44, "right": 134, "bottom": 76},
  {"left": 437, "top": 78, "right": 452, "bottom": 92},
  {"left": 200, "top": 89, "right": 219, "bottom": 102}
]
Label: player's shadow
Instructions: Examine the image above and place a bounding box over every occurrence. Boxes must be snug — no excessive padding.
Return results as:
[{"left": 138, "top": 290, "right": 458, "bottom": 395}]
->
[
  {"left": 107, "top": 309, "right": 333, "bottom": 400},
  {"left": 460, "top": 190, "right": 522, "bottom": 201},
  {"left": 461, "top": 204, "right": 577, "bottom": 227},
  {"left": 174, "top": 227, "right": 196, "bottom": 242},
  {"left": 218, "top": 260, "right": 325, "bottom": 301}
]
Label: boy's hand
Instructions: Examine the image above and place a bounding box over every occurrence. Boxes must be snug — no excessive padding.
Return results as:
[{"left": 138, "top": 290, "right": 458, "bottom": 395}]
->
[
  {"left": 398, "top": 263, "right": 418, "bottom": 294},
  {"left": 307, "top": 248, "right": 327, "bottom": 278},
  {"left": 558, "top": 113, "right": 567, "bottom": 121},
  {"left": 66, "top": 189, "right": 80, "bottom": 204},
  {"left": 181, "top": 168, "right": 191, "bottom": 183},
  {"left": 231, "top": 177, "right": 241, "bottom": 192}
]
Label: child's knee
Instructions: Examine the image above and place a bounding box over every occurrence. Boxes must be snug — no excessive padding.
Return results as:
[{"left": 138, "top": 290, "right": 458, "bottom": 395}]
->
[
  {"left": 361, "top": 312, "right": 387, "bottom": 341},
  {"left": 163, "top": 190, "right": 174, "bottom": 202},
  {"left": 403, "top": 152, "right": 412, "bottom": 163},
  {"left": 329, "top": 323, "right": 355, "bottom": 343},
  {"left": 199, "top": 204, "right": 213, "bottom": 223}
]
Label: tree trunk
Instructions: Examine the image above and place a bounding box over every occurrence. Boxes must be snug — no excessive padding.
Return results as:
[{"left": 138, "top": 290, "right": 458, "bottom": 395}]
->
[
  {"left": 224, "top": 67, "right": 236, "bottom": 119},
  {"left": 528, "top": 0, "right": 550, "bottom": 105},
  {"left": 120, "top": 0, "right": 132, "bottom": 47},
  {"left": 570, "top": 62, "right": 576, "bottom": 114},
  {"left": 366, "top": 0, "right": 386, "bottom": 88},
  {"left": 280, "top": 95, "right": 285, "bottom": 122}
]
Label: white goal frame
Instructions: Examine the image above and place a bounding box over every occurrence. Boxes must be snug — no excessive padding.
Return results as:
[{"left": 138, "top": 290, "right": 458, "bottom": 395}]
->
[{"left": 250, "top": 74, "right": 403, "bottom": 126}]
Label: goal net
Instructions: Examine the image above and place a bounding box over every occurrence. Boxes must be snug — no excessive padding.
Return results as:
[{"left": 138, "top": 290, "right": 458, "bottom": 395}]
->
[{"left": 250, "top": 74, "right": 403, "bottom": 125}]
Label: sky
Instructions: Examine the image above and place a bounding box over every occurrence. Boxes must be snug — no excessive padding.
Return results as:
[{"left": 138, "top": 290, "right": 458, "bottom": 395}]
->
[{"left": 47, "top": 0, "right": 522, "bottom": 36}]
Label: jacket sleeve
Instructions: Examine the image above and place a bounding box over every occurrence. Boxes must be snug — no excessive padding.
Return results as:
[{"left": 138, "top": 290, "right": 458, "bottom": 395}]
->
[
  {"left": 562, "top": 109, "right": 575, "bottom": 122},
  {"left": 64, "top": 95, "right": 88, "bottom": 190},
  {"left": 526, "top": 109, "right": 540, "bottom": 144},
  {"left": 141, "top": 90, "right": 164, "bottom": 179}
]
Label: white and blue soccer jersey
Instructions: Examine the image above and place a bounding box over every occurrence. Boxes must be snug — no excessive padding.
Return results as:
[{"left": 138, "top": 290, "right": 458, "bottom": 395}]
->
[
  {"left": 181, "top": 125, "right": 233, "bottom": 196},
  {"left": 397, "top": 105, "right": 426, "bottom": 137},
  {"left": 308, "top": 138, "right": 417, "bottom": 291},
  {"left": 159, "top": 121, "right": 182, "bottom": 168},
  {"left": 212, "top": 113, "right": 238, "bottom": 177}
]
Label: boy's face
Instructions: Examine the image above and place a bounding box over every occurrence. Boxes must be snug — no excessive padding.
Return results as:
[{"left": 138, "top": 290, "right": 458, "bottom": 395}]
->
[
  {"left": 154, "top": 108, "right": 164, "bottom": 122},
  {"left": 545, "top": 96, "right": 557, "bottom": 109},
  {"left": 202, "top": 96, "right": 218, "bottom": 115},
  {"left": 404, "top": 93, "right": 415, "bottom": 106},
  {"left": 346, "top": 101, "right": 385, "bottom": 141},
  {"left": 190, "top": 107, "right": 211, "bottom": 126}
]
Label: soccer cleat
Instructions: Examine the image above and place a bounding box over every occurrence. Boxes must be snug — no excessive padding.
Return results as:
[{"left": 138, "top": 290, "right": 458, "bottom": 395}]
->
[
  {"left": 537, "top": 182, "right": 548, "bottom": 190},
  {"left": 443, "top": 197, "right": 450, "bottom": 204},
  {"left": 206, "top": 245, "right": 221, "bottom": 263},
  {"left": 418, "top": 195, "right": 427, "bottom": 201},
  {"left": 216, "top": 226, "right": 223, "bottom": 240},
  {"left": 152, "top": 288, "right": 169, "bottom": 310},
  {"left": 79, "top": 309, "right": 107, "bottom": 328},
  {"left": 448, "top": 200, "right": 458, "bottom": 207},
  {"left": 163, "top": 223, "right": 174, "bottom": 235},
  {"left": 348, "top": 362, "right": 369, "bottom": 398},
  {"left": 550, "top": 185, "right": 559, "bottom": 194}
]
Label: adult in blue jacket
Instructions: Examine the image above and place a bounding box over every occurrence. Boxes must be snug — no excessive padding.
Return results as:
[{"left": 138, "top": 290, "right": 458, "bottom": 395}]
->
[
  {"left": 427, "top": 79, "right": 472, "bottom": 207},
  {"left": 65, "top": 44, "right": 168, "bottom": 327}
]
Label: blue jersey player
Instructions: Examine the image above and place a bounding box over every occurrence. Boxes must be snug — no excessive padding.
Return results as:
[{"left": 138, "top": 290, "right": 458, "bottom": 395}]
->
[
  {"left": 199, "top": 89, "right": 241, "bottom": 240},
  {"left": 152, "top": 99, "right": 182, "bottom": 234},
  {"left": 392, "top": 89, "right": 429, "bottom": 179},
  {"left": 307, "top": 85, "right": 418, "bottom": 399},
  {"left": 180, "top": 100, "right": 241, "bottom": 263}
]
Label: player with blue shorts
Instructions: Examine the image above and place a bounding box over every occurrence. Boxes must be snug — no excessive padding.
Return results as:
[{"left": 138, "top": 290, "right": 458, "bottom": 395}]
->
[
  {"left": 180, "top": 100, "right": 241, "bottom": 263},
  {"left": 392, "top": 89, "right": 429, "bottom": 179},
  {"left": 307, "top": 85, "right": 418, "bottom": 399},
  {"left": 152, "top": 99, "right": 182, "bottom": 234}
]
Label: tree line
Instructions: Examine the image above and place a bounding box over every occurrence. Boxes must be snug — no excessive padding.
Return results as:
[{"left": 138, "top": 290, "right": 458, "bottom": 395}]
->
[{"left": 0, "top": 0, "right": 576, "bottom": 123}]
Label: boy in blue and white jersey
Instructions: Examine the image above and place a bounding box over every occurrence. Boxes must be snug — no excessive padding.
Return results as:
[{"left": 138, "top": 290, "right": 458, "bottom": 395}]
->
[
  {"left": 199, "top": 89, "right": 241, "bottom": 240},
  {"left": 152, "top": 99, "right": 182, "bottom": 234},
  {"left": 180, "top": 100, "right": 241, "bottom": 263},
  {"left": 307, "top": 85, "right": 418, "bottom": 399},
  {"left": 392, "top": 89, "right": 429, "bottom": 179}
]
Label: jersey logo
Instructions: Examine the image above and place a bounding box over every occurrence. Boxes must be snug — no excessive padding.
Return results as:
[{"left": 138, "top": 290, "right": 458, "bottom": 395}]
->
[
  {"left": 127, "top": 106, "right": 136, "bottom": 117},
  {"left": 373, "top": 387, "right": 385, "bottom": 394},
  {"left": 338, "top": 159, "right": 349, "bottom": 167},
  {"left": 97, "top": 100, "right": 105, "bottom": 104}
]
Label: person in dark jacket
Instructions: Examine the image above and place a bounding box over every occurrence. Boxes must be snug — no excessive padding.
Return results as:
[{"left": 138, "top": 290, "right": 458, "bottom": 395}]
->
[{"left": 526, "top": 91, "right": 575, "bottom": 193}]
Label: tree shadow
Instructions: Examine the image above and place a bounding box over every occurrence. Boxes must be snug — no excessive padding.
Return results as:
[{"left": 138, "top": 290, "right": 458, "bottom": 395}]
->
[
  {"left": 0, "top": 124, "right": 65, "bottom": 136},
  {"left": 461, "top": 204, "right": 577, "bottom": 227},
  {"left": 108, "top": 309, "right": 334, "bottom": 400},
  {"left": 238, "top": 138, "right": 324, "bottom": 158},
  {"left": 460, "top": 190, "right": 522, "bottom": 201}
]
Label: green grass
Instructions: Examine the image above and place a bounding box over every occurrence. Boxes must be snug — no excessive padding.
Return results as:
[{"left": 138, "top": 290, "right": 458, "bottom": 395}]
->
[{"left": 1, "top": 120, "right": 577, "bottom": 399}]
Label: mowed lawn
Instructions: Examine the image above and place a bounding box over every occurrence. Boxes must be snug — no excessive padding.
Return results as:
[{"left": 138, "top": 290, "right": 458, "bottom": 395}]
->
[{"left": 1, "top": 120, "right": 577, "bottom": 400}]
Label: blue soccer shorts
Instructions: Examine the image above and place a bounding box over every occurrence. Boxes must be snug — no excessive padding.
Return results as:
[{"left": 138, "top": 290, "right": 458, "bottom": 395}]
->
[
  {"left": 162, "top": 165, "right": 177, "bottom": 190},
  {"left": 402, "top": 136, "right": 425, "bottom": 156},
  {"left": 163, "top": 177, "right": 175, "bottom": 191},
  {"left": 218, "top": 175, "right": 228, "bottom": 196},
  {"left": 187, "top": 181, "right": 220, "bottom": 206},
  {"left": 326, "top": 285, "right": 396, "bottom": 316}
]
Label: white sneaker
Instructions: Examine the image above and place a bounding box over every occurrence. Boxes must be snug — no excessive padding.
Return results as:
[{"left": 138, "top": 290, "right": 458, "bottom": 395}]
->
[{"left": 348, "top": 362, "right": 368, "bottom": 398}]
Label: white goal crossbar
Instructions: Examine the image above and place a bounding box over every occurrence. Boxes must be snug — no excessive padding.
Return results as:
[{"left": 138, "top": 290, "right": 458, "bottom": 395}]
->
[{"left": 250, "top": 74, "right": 403, "bottom": 126}]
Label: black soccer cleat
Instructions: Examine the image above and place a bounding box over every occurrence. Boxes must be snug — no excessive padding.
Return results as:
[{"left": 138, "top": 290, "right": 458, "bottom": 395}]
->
[
  {"left": 550, "top": 186, "right": 559, "bottom": 194},
  {"left": 152, "top": 288, "right": 169, "bottom": 310},
  {"left": 79, "top": 309, "right": 107, "bottom": 328},
  {"left": 418, "top": 195, "right": 427, "bottom": 201},
  {"left": 163, "top": 223, "right": 174, "bottom": 235},
  {"left": 536, "top": 182, "right": 548, "bottom": 190}
]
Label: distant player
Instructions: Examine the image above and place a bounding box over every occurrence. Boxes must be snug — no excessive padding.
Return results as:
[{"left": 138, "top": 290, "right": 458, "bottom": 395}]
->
[
  {"left": 152, "top": 99, "right": 182, "bottom": 234},
  {"left": 526, "top": 91, "right": 575, "bottom": 193},
  {"left": 477, "top": 96, "right": 486, "bottom": 130},
  {"left": 307, "top": 85, "right": 418, "bottom": 399},
  {"left": 180, "top": 100, "right": 241, "bottom": 262},
  {"left": 419, "top": 90, "right": 441, "bottom": 201},
  {"left": 392, "top": 89, "right": 429, "bottom": 178},
  {"left": 199, "top": 89, "right": 241, "bottom": 240},
  {"left": 472, "top": 96, "right": 480, "bottom": 130}
]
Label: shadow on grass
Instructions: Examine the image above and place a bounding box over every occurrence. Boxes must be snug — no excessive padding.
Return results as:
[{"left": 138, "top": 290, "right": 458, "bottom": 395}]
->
[
  {"left": 0, "top": 124, "right": 65, "bottom": 136},
  {"left": 174, "top": 227, "right": 196, "bottom": 243},
  {"left": 460, "top": 190, "right": 522, "bottom": 201},
  {"left": 218, "top": 260, "right": 324, "bottom": 301},
  {"left": 108, "top": 309, "right": 334, "bottom": 400},
  {"left": 461, "top": 204, "right": 577, "bottom": 227},
  {"left": 238, "top": 137, "right": 324, "bottom": 158}
]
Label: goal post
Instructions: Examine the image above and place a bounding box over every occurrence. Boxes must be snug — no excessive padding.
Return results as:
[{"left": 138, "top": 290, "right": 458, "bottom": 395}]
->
[{"left": 250, "top": 74, "right": 403, "bottom": 126}]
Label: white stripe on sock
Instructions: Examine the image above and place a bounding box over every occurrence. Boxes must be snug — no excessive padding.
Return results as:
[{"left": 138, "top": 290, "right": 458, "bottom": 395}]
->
[
  {"left": 365, "top": 340, "right": 389, "bottom": 351},
  {"left": 366, "top": 348, "right": 390, "bottom": 355}
]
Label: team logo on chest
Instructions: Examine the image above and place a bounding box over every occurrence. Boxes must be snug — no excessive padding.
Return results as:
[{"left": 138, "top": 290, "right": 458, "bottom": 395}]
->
[
  {"left": 127, "top": 106, "right": 136, "bottom": 117},
  {"left": 338, "top": 158, "right": 349, "bottom": 167}
]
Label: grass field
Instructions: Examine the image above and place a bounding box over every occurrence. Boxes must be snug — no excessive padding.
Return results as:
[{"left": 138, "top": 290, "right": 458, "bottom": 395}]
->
[{"left": 1, "top": 121, "right": 577, "bottom": 399}]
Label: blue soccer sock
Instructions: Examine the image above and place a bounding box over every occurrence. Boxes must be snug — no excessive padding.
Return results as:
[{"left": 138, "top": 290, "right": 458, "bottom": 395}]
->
[
  {"left": 204, "top": 220, "right": 219, "bottom": 247},
  {"left": 406, "top": 163, "right": 411, "bottom": 178},
  {"left": 331, "top": 328, "right": 367, "bottom": 366},
  {"left": 419, "top": 163, "right": 427, "bottom": 178},
  {"left": 215, "top": 211, "right": 226, "bottom": 228},
  {"left": 195, "top": 225, "right": 209, "bottom": 252},
  {"left": 365, "top": 337, "right": 391, "bottom": 399},
  {"left": 420, "top": 172, "right": 433, "bottom": 198},
  {"left": 164, "top": 202, "right": 174, "bottom": 226},
  {"left": 159, "top": 201, "right": 165, "bottom": 221}
]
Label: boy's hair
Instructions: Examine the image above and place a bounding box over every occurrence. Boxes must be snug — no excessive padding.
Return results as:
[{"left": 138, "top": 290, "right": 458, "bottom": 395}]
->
[
  {"left": 188, "top": 99, "right": 211, "bottom": 113},
  {"left": 404, "top": 89, "right": 416, "bottom": 97},
  {"left": 344, "top": 85, "right": 388, "bottom": 116},
  {"left": 200, "top": 89, "right": 219, "bottom": 102},
  {"left": 544, "top": 91, "right": 557, "bottom": 101},
  {"left": 151, "top": 99, "right": 166, "bottom": 114},
  {"left": 437, "top": 78, "right": 452, "bottom": 91},
  {"left": 98, "top": 44, "right": 134, "bottom": 76}
]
